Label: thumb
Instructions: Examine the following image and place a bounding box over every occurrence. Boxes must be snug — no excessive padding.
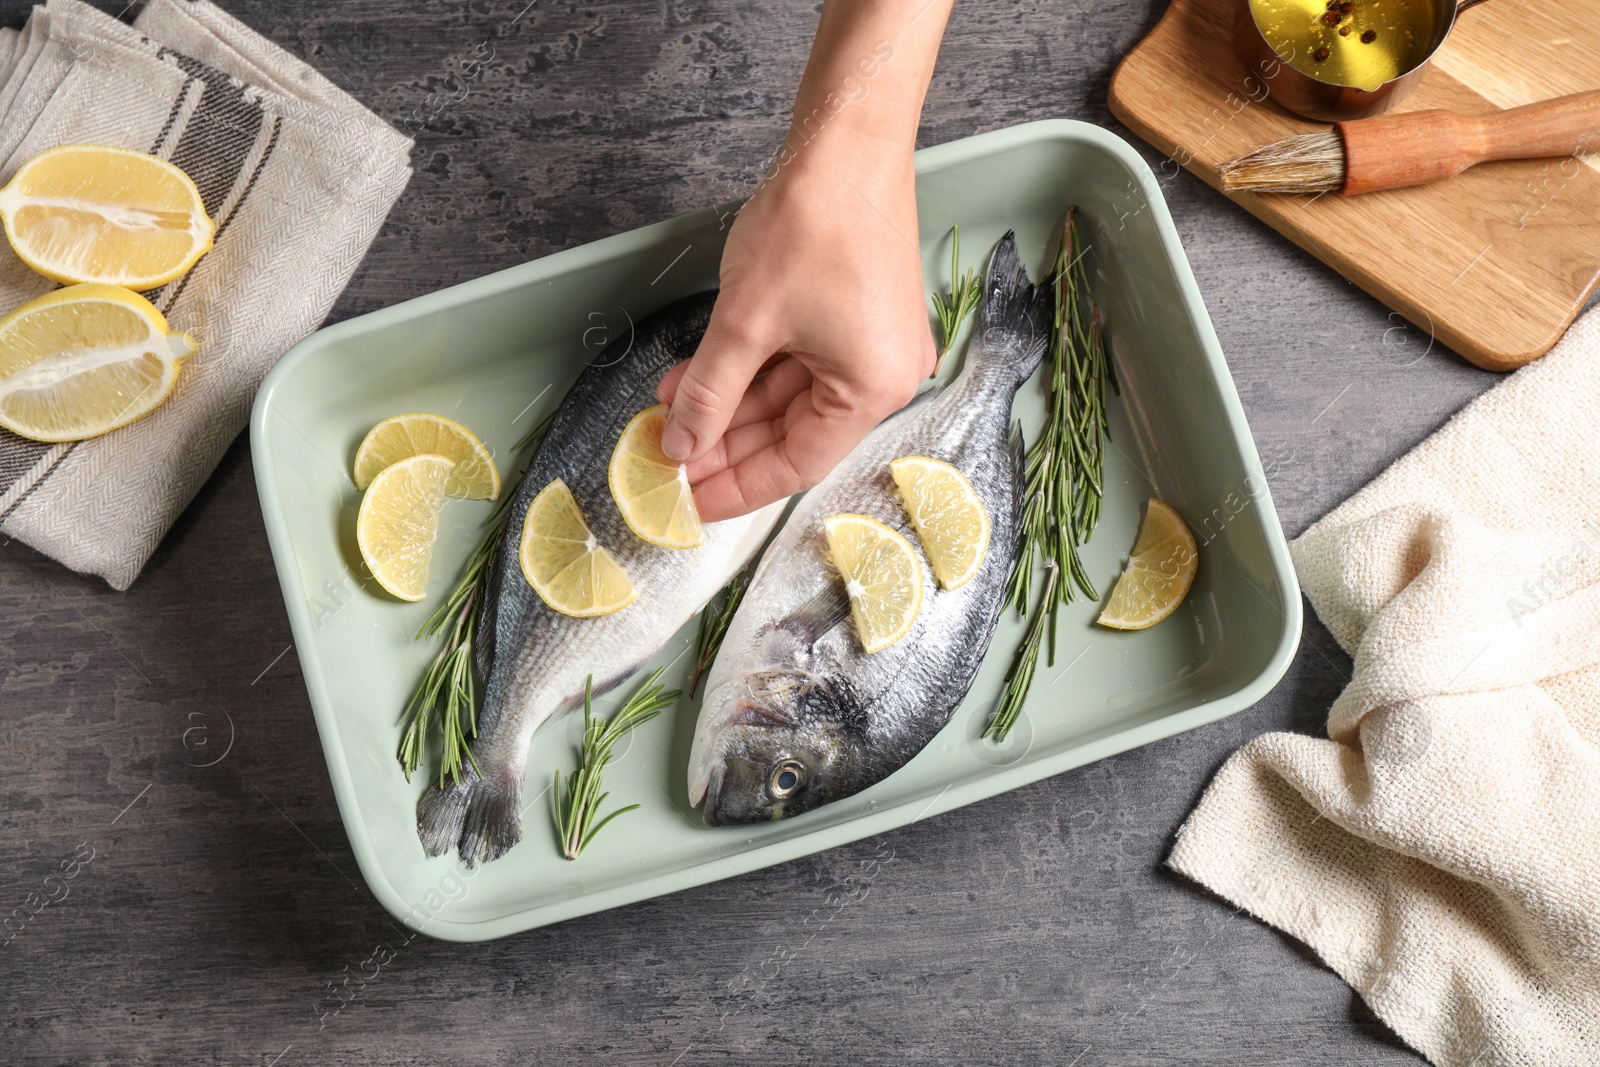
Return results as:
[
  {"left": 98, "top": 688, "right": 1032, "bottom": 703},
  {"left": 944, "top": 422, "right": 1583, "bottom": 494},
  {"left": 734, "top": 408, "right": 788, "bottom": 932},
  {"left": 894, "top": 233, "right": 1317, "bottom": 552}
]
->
[{"left": 659, "top": 312, "right": 767, "bottom": 463}]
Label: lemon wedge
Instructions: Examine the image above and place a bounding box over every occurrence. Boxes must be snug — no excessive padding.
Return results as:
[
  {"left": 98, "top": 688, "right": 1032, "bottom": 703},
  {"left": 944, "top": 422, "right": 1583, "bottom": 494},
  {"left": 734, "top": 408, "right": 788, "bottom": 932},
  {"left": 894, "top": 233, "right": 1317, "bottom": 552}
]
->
[
  {"left": 0, "top": 283, "right": 196, "bottom": 442},
  {"left": 822, "top": 513, "right": 924, "bottom": 654},
  {"left": 609, "top": 404, "right": 704, "bottom": 549},
  {"left": 0, "top": 144, "right": 215, "bottom": 290},
  {"left": 356, "top": 453, "right": 455, "bottom": 602},
  {"left": 353, "top": 412, "right": 499, "bottom": 500},
  {"left": 889, "top": 455, "right": 990, "bottom": 590},
  {"left": 1096, "top": 498, "right": 1198, "bottom": 630},
  {"left": 520, "top": 478, "right": 637, "bottom": 617}
]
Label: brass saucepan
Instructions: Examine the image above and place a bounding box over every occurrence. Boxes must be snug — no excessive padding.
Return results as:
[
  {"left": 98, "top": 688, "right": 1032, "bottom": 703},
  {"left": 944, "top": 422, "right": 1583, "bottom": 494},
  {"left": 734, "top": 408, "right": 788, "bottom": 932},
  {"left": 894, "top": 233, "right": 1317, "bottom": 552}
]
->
[{"left": 1233, "top": 0, "right": 1491, "bottom": 121}]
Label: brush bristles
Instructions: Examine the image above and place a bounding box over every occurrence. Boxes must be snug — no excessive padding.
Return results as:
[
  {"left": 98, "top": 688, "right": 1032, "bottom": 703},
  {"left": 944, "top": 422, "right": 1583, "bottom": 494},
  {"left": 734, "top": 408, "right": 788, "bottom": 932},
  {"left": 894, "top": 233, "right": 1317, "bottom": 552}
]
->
[{"left": 1219, "top": 131, "right": 1346, "bottom": 194}]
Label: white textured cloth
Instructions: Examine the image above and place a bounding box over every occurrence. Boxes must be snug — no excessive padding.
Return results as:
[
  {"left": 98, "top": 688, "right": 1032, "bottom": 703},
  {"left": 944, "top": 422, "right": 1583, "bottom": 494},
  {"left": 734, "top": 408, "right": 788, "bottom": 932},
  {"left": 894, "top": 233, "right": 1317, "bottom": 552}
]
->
[
  {"left": 1169, "top": 308, "right": 1600, "bottom": 1064},
  {"left": 0, "top": 0, "right": 411, "bottom": 589}
]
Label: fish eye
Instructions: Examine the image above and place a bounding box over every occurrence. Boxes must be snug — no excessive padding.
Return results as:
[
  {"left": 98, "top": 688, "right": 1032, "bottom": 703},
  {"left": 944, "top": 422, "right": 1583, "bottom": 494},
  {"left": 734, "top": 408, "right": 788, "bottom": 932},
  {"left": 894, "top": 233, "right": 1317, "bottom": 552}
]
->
[{"left": 768, "top": 759, "right": 807, "bottom": 798}]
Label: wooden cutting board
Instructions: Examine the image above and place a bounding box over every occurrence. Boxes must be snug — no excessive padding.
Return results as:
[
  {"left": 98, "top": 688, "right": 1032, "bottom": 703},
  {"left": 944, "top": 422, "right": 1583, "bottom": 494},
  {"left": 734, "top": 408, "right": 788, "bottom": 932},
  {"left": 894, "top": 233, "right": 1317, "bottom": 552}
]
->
[{"left": 1108, "top": 0, "right": 1600, "bottom": 371}]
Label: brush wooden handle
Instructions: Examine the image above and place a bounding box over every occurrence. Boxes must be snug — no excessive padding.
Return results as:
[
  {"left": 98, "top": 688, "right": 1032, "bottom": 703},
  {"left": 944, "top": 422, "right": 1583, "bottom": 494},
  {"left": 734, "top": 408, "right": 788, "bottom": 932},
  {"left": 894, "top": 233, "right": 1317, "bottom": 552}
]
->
[{"left": 1338, "top": 90, "right": 1600, "bottom": 195}]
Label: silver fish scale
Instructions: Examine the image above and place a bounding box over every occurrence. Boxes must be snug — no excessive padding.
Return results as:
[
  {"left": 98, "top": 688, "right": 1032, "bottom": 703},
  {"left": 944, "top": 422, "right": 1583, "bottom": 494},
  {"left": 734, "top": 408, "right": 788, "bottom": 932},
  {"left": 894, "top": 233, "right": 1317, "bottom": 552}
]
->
[
  {"left": 731, "top": 341, "right": 1023, "bottom": 751},
  {"left": 418, "top": 292, "right": 786, "bottom": 865},
  {"left": 690, "top": 231, "right": 1049, "bottom": 822}
]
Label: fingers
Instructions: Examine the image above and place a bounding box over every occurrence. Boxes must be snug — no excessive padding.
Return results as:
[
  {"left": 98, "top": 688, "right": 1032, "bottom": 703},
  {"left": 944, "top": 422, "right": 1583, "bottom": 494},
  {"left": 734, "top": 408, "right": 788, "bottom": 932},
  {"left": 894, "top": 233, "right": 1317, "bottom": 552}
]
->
[
  {"left": 656, "top": 310, "right": 768, "bottom": 463},
  {"left": 692, "top": 390, "right": 875, "bottom": 522},
  {"left": 663, "top": 355, "right": 809, "bottom": 433},
  {"left": 731, "top": 356, "right": 811, "bottom": 429},
  {"left": 682, "top": 358, "right": 811, "bottom": 482},
  {"left": 656, "top": 359, "right": 689, "bottom": 405},
  {"left": 685, "top": 416, "right": 780, "bottom": 484},
  {"left": 692, "top": 433, "right": 803, "bottom": 523}
]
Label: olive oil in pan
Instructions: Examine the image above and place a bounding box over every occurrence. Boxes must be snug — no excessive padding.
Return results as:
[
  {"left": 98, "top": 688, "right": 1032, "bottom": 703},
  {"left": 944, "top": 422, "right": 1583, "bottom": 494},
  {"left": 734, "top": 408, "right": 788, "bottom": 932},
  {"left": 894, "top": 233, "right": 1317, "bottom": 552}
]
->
[{"left": 1249, "top": 0, "right": 1438, "bottom": 91}]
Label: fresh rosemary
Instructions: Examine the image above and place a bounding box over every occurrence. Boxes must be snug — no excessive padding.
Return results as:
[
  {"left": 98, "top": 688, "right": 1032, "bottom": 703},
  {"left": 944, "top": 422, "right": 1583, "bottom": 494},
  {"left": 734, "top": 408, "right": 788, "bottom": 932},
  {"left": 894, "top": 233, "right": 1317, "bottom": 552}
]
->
[
  {"left": 985, "top": 562, "right": 1058, "bottom": 741},
  {"left": 553, "top": 669, "right": 680, "bottom": 860},
  {"left": 931, "top": 225, "right": 982, "bottom": 364},
  {"left": 989, "top": 208, "right": 1115, "bottom": 742},
  {"left": 689, "top": 568, "right": 749, "bottom": 697},
  {"left": 396, "top": 411, "right": 554, "bottom": 788}
]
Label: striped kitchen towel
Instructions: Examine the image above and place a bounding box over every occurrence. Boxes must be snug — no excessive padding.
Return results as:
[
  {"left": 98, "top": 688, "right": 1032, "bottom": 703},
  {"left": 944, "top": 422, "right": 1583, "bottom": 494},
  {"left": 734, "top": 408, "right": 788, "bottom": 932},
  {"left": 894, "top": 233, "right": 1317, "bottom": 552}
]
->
[{"left": 0, "top": 0, "right": 412, "bottom": 589}]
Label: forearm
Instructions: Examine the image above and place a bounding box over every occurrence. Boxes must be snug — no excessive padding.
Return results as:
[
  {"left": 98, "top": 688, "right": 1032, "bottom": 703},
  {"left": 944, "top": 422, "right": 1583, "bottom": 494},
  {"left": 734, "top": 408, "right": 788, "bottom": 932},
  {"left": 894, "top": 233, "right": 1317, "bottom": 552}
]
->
[
  {"left": 778, "top": 0, "right": 955, "bottom": 181},
  {"left": 664, "top": 0, "right": 946, "bottom": 511}
]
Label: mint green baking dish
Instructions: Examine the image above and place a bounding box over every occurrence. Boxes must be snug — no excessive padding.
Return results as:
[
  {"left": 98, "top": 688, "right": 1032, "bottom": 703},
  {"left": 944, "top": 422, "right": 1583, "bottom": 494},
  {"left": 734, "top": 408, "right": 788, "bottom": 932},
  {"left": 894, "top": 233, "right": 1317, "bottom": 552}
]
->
[{"left": 250, "top": 119, "right": 1302, "bottom": 942}]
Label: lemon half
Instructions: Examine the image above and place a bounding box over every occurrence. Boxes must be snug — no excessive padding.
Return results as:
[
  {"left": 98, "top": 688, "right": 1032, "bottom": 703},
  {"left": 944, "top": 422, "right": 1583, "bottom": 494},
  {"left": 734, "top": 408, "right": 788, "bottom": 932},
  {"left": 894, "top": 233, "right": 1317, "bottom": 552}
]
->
[
  {"left": 1096, "top": 498, "right": 1199, "bottom": 630},
  {"left": 520, "top": 478, "right": 637, "bottom": 617},
  {"left": 353, "top": 412, "right": 499, "bottom": 500},
  {"left": 0, "top": 144, "right": 214, "bottom": 290},
  {"left": 356, "top": 453, "right": 455, "bottom": 602},
  {"left": 609, "top": 404, "right": 704, "bottom": 549},
  {"left": 0, "top": 283, "right": 195, "bottom": 442},
  {"left": 822, "top": 513, "right": 924, "bottom": 654},
  {"left": 889, "top": 455, "right": 990, "bottom": 590}
]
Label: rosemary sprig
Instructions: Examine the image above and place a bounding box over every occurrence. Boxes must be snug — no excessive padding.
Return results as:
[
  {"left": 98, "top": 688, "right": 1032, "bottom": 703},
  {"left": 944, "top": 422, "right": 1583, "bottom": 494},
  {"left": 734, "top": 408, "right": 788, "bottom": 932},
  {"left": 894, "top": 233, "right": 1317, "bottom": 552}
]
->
[
  {"left": 553, "top": 669, "right": 680, "bottom": 860},
  {"left": 397, "top": 410, "right": 555, "bottom": 788},
  {"left": 931, "top": 225, "right": 982, "bottom": 364},
  {"left": 689, "top": 568, "right": 749, "bottom": 697},
  {"left": 989, "top": 208, "right": 1115, "bottom": 741},
  {"left": 985, "top": 562, "right": 1058, "bottom": 741},
  {"left": 1005, "top": 207, "right": 1114, "bottom": 614}
]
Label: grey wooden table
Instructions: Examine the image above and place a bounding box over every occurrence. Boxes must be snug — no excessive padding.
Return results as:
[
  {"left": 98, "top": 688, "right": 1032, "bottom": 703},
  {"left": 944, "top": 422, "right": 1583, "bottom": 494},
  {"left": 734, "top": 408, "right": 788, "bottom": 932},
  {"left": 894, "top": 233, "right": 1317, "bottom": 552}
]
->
[{"left": 0, "top": 1, "right": 1511, "bottom": 1063}]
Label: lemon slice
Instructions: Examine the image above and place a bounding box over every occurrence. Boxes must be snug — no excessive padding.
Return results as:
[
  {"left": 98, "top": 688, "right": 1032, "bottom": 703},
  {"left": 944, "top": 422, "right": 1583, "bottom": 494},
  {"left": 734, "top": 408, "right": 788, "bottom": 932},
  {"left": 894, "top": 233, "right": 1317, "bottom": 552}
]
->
[
  {"left": 889, "top": 455, "right": 990, "bottom": 590},
  {"left": 1096, "top": 498, "right": 1199, "bottom": 630},
  {"left": 356, "top": 454, "right": 455, "bottom": 602},
  {"left": 0, "top": 144, "right": 215, "bottom": 290},
  {"left": 520, "top": 478, "right": 637, "bottom": 617},
  {"left": 353, "top": 412, "right": 499, "bottom": 500},
  {"left": 822, "top": 513, "right": 924, "bottom": 654},
  {"left": 0, "top": 283, "right": 196, "bottom": 442},
  {"left": 608, "top": 404, "right": 704, "bottom": 549}
]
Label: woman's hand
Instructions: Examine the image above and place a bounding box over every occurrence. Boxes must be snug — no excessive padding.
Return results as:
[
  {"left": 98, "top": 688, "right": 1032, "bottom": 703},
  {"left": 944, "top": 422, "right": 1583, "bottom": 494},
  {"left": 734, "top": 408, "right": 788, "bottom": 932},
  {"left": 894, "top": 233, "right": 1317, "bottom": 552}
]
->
[
  {"left": 656, "top": 0, "right": 954, "bottom": 522},
  {"left": 657, "top": 150, "right": 935, "bottom": 521}
]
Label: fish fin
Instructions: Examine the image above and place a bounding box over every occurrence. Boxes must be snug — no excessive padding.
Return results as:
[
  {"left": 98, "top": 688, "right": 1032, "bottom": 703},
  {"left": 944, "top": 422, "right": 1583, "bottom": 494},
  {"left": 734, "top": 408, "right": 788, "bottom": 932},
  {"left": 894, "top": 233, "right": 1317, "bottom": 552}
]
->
[
  {"left": 459, "top": 780, "right": 522, "bottom": 867},
  {"left": 976, "top": 231, "right": 1049, "bottom": 386},
  {"left": 474, "top": 553, "right": 503, "bottom": 681},
  {"left": 777, "top": 583, "right": 851, "bottom": 645},
  {"left": 416, "top": 767, "right": 523, "bottom": 867},
  {"left": 1009, "top": 420, "right": 1026, "bottom": 530},
  {"left": 416, "top": 771, "right": 474, "bottom": 858},
  {"left": 731, "top": 701, "right": 795, "bottom": 729}
]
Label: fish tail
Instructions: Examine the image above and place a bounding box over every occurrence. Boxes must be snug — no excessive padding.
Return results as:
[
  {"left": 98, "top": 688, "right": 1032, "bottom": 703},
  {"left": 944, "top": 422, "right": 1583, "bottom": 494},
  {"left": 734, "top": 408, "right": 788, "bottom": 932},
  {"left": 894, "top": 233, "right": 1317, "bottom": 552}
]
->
[
  {"left": 417, "top": 767, "right": 523, "bottom": 867},
  {"left": 416, "top": 774, "right": 473, "bottom": 857},
  {"left": 976, "top": 231, "right": 1049, "bottom": 385}
]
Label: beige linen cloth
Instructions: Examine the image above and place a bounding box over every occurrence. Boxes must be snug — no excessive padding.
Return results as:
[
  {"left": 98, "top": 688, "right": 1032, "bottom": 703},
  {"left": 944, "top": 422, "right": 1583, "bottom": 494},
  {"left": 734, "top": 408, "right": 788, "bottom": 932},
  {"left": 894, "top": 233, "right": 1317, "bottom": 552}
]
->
[
  {"left": 1170, "top": 308, "right": 1600, "bottom": 1064},
  {"left": 0, "top": 0, "right": 411, "bottom": 589}
]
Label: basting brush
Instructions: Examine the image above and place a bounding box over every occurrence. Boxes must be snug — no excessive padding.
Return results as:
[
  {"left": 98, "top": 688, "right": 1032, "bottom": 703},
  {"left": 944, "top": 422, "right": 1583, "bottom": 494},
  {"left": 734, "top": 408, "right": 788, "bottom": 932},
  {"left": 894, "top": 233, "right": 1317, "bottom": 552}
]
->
[{"left": 1219, "top": 90, "right": 1600, "bottom": 196}]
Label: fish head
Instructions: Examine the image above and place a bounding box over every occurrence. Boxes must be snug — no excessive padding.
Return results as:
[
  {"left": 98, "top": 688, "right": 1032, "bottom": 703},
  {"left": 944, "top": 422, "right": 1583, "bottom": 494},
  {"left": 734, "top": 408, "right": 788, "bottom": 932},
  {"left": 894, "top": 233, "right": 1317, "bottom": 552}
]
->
[{"left": 690, "top": 668, "right": 865, "bottom": 825}]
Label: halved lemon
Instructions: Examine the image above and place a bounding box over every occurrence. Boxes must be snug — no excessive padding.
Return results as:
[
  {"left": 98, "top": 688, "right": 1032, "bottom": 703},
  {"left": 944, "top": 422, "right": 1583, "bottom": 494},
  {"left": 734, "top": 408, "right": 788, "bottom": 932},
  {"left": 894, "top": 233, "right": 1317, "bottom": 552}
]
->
[
  {"left": 0, "top": 283, "right": 196, "bottom": 442},
  {"left": 356, "top": 453, "right": 455, "bottom": 602},
  {"left": 0, "top": 144, "right": 215, "bottom": 290},
  {"left": 889, "top": 455, "right": 990, "bottom": 590},
  {"left": 609, "top": 404, "right": 704, "bottom": 549},
  {"left": 1096, "top": 498, "right": 1198, "bottom": 630},
  {"left": 520, "top": 478, "right": 637, "bottom": 617},
  {"left": 353, "top": 412, "right": 499, "bottom": 500},
  {"left": 822, "top": 513, "right": 924, "bottom": 654}
]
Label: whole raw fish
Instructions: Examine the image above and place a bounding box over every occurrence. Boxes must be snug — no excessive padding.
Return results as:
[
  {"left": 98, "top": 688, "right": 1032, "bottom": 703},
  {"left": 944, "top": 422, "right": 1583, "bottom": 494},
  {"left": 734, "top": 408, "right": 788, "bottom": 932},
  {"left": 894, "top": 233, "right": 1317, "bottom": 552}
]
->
[
  {"left": 419, "top": 293, "right": 786, "bottom": 865},
  {"left": 688, "top": 233, "right": 1047, "bottom": 824}
]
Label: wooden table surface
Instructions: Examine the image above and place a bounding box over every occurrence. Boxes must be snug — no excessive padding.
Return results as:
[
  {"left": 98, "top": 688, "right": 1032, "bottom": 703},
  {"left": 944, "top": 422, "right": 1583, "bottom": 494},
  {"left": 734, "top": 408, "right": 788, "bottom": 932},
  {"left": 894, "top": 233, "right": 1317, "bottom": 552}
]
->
[{"left": 0, "top": 0, "right": 1526, "bottom": 1063}]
